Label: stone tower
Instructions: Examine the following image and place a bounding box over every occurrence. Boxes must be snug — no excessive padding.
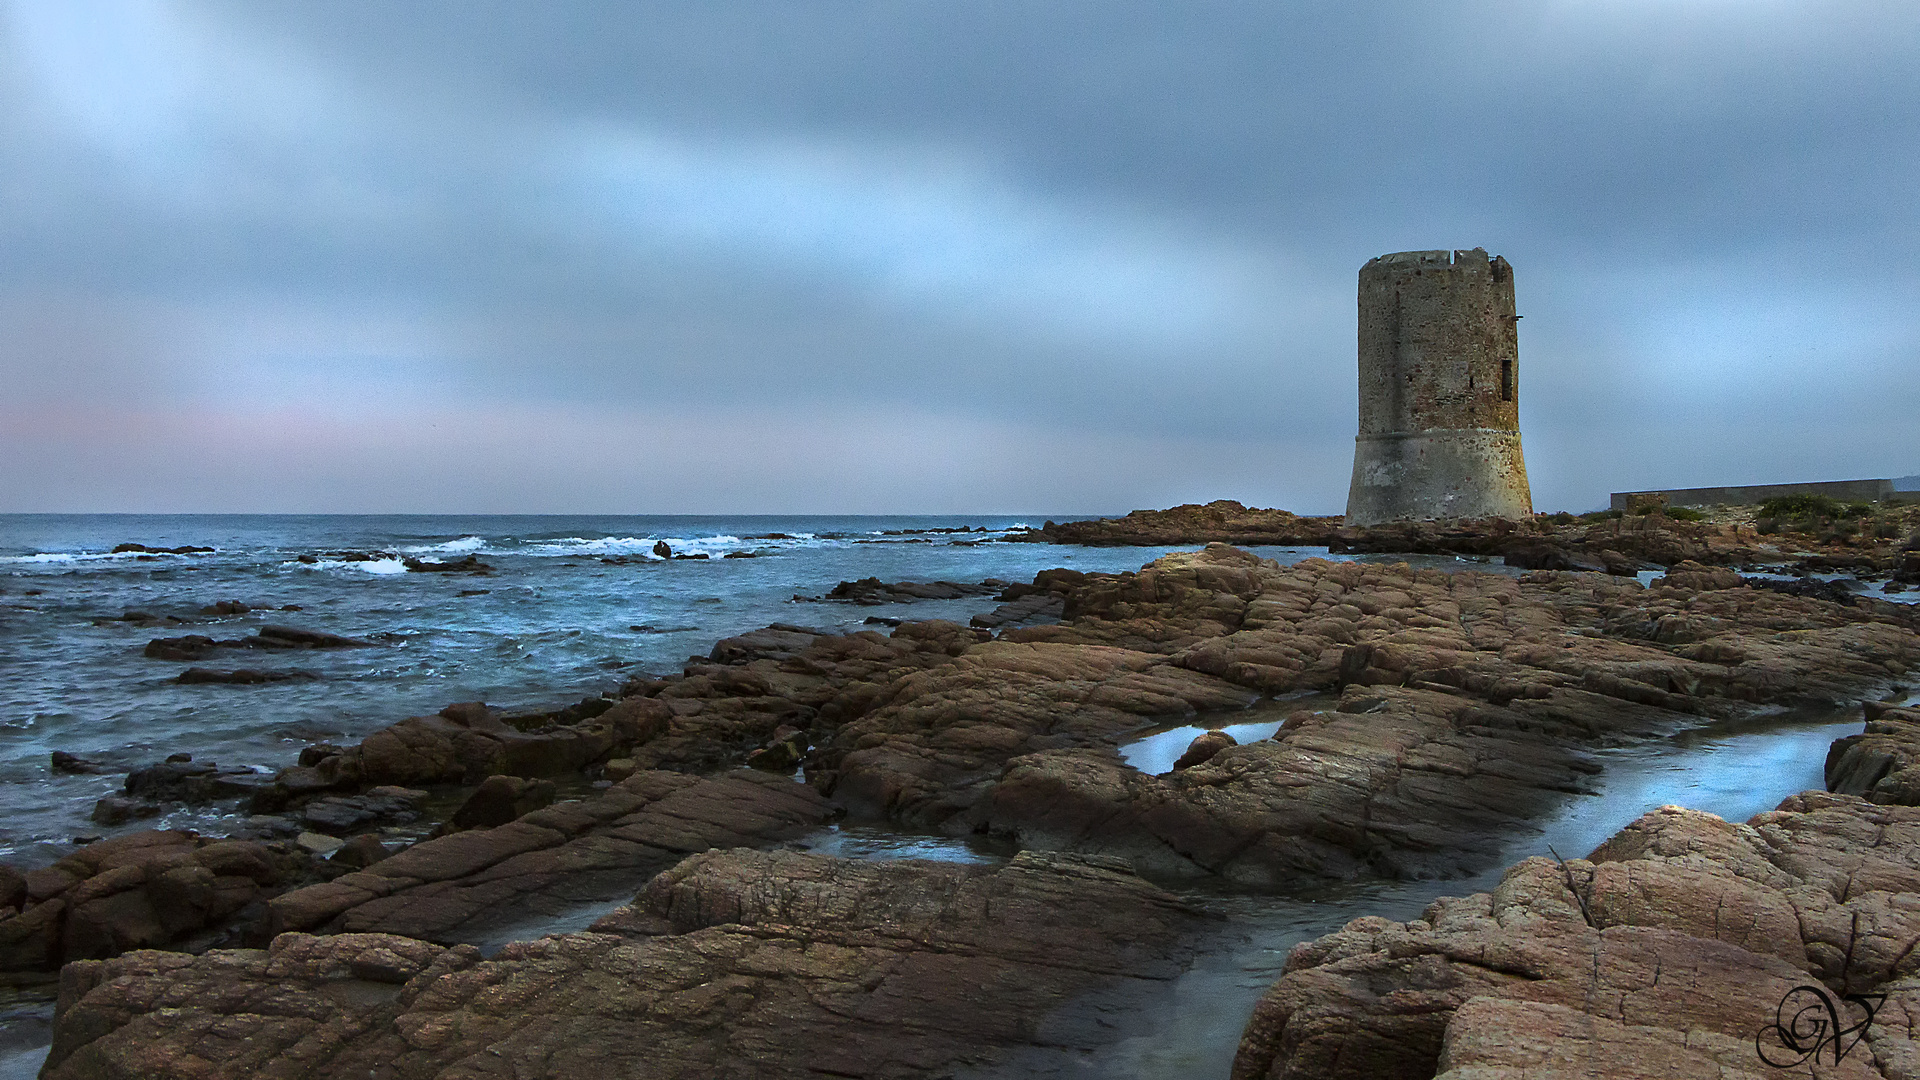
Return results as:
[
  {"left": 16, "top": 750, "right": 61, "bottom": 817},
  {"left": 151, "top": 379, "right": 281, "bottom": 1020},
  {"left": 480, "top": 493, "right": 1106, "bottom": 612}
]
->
[{"left": 1344, "top": 248, "right": 1533, "bottom": 525}]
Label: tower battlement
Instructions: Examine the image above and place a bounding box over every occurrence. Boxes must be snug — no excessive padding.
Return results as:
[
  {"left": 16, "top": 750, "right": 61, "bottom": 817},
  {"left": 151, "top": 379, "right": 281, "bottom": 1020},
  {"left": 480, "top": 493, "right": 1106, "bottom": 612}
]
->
[{"left": 1345, "top": 247, "right": 1533, "bottom": 525}]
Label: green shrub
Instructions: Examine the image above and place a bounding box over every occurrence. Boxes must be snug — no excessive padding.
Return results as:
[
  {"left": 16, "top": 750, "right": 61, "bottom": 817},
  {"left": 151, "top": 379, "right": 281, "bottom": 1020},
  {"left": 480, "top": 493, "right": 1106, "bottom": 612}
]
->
[
  {"left": 1543, "top": 511, "right": 1576, "bottom": 526},
  {"left": 1663, "top": 506, "right": 1706, "bottom": 522},
  {"left": 1876, "top": 521, "right": 1902, "bottom": 539},
  {"left": 1842, "top": 502, "right": 1875, "bottom": 519},
  {"left": 1757, "top": 494, "right": 1844, "bottom": 519},
  {"left": 1756, "top": 518, "right": 1779, "bottom": 535}
]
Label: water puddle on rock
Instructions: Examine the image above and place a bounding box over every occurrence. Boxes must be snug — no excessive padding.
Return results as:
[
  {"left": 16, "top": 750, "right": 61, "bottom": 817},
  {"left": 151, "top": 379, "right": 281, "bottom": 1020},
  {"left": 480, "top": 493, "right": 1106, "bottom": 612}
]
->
[{"left": 1119, "top": 695, "right": 1338, "bottom": 775}]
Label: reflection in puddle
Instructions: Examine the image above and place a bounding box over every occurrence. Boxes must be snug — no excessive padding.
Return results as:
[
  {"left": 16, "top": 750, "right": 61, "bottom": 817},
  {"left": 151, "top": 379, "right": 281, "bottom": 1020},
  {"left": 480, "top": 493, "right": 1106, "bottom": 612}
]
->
[{"left": 1119, "top": 696, "right": 1338, "bottom": 776}]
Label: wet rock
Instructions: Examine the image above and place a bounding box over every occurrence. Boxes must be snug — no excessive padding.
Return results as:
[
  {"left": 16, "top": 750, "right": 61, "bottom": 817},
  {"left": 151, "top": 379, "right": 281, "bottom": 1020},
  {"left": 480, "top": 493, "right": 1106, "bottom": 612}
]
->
[
  {"left": 1232, "top": 793, "right": 1920, "bottom": 1080},
  {"left": 450, "top": 774, "right": 556, "bottom": 830},
  {"left": 123, "top": 760, "right": 269, "bottom": 805},
  {"left": 290, "top": 693, "right": 671, "bottom": 790},
  {"left": 1657, "top": 559, "right": 1746, "bottom": 591},
  {"left": 198, "top": 599, "right": 250, "bottom": 615},
  {"left": 0, "top": 830, "right": 323, "bottom": 974},
  {"left": 401, "top": 554, "right": 491, "bottom": 573},
  {"left": 1827, "top": 701, "right": 1920, "bottom": 803},
  {"left": 89, "top": 797, "right": 160, "bottom": 826},
  {"left": 144, "top": 625, "right": 373, "bottom": 660},
  {"left": 50, "top": 751, "right": 108, "bottom": 775},
  {"left": 1171, "top": 728, "right": 1236, "bottom": 770},
  {"left": 1500, "top": 540, "right": 1605, "bottom": 572},
  {"left": 297, "top": 786, "right": 426, "bottom": 835},
  {"left": 45, "top": 848, "right": 1201, "bottom": 1080},
  {"left": 295, "top": 831, "right": 344, "bottom": 855},
  {"left": 174, "top": 667, "right": 320, "bottom": 684},
  {"left": 652, "top": 539, "right": 672, "bottom": 558},
  {"left": 813, "top": 576, "right": 1001, "bottom": 604},
  {"left": 0, "top": 867, "right": 23, "bottom": 913},
  {"left": 970, "top": 591, "right": 1067, "bottom": 629},
  {"left": 746, "top": 726, "right": 809, "bottom": 773},
  {"left": 142, "top": 634, "right": 219, "bottom": 661},
  {"left": 110, "top": 543, "right": 214, "bottom": 554},
  {"left": 327, "top": 834, "right": 391, "bottom": 870},
  {"left": 266, "top": 770, "right": 831, "bottom": 944}
]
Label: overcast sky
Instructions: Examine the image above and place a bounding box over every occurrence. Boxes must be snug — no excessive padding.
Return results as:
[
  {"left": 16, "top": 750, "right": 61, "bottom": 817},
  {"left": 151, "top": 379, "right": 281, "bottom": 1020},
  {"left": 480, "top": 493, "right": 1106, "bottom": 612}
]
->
[{"left": 2, "top": 1, "right": 1916, "bottom": 515}]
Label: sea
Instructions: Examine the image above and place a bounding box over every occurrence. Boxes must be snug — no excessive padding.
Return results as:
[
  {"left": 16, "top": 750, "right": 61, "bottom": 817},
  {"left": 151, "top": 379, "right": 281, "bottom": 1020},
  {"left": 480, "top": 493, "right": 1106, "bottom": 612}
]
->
[{"left": 0, "top": 514, "right": 1906, "bottom": 1078}]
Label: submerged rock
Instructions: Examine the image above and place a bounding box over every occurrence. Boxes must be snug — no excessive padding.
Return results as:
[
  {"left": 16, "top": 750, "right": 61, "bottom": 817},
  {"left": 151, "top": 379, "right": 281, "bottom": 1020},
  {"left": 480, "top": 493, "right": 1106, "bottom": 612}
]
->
[{"left": 174, "top": 667, "right": 319, "bottom": 684}]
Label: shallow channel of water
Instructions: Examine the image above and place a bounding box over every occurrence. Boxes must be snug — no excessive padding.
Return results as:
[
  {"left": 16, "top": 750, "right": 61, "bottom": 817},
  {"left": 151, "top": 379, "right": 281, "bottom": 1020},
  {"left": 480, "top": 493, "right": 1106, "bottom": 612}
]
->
[{"left": 983, "top": 698, "right": 1902, "bottom": 1078}]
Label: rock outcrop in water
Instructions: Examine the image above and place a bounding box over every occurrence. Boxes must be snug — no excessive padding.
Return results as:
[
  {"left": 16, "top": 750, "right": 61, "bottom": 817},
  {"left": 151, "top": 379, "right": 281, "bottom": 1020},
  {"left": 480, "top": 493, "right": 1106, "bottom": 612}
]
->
[
  {"left": 41, "top": 849, "right": 1202, "bottom": 1079},
  {"left": 1231, "top": 792, "right": 1920, "bottom": 1080}
]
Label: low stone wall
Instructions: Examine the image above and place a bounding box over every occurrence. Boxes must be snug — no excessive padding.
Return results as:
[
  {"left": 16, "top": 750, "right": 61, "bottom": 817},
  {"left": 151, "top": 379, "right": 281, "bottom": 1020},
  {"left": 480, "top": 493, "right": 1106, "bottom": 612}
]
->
[{"left": 1611, "top": 477, "right": 1894, "bottom": 511}]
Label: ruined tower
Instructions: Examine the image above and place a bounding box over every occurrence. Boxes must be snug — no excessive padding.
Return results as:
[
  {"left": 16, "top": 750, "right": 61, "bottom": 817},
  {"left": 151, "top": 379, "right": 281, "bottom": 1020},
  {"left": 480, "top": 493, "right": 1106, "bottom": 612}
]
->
[{"left": 1344, "top": 248, "right": 1533, "bottom": 525}]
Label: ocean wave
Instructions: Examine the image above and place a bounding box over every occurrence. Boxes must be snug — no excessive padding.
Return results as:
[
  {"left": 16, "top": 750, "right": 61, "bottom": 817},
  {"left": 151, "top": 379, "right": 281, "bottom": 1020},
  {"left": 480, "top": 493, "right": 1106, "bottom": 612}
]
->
[
  {"left": 0, "top": 550, "right": 152, "bottom": 565},
  {"left": 288, "top": 557, "right": 410, "bottom": 576},
  {"left": 525, "top": 534, "right": 755, "bottom": 558},
  {"left": 400, "top": 536, "right": 488, "bottom": 555}
]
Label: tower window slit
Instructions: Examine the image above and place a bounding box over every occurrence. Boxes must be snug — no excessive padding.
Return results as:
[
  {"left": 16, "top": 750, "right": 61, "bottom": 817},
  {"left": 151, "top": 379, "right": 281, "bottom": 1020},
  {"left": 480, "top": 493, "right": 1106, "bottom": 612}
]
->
[{"left": 1500, "top": 357, "right": 1513, "bottom": 402}]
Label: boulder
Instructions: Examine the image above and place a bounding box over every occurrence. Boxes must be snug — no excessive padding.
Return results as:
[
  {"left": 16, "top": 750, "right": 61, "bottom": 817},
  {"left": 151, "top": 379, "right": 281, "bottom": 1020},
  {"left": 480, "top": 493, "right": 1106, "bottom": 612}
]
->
[
  {"left": 0, "top": 831, "right": 322, "bottom": 974},
  {"left": 1171, "top": 728, "right": 1236, "bottom": 770},
  {"left": 450, "top": 775, "right": 556, "bottom": 830}
]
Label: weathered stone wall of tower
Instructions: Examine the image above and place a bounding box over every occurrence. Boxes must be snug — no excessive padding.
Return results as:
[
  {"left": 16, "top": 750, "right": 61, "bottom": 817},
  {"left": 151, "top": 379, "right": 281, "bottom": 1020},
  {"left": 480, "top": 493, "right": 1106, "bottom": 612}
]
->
[{"left": 1346, "top": 248, "right": 1533, "bottom": 525}]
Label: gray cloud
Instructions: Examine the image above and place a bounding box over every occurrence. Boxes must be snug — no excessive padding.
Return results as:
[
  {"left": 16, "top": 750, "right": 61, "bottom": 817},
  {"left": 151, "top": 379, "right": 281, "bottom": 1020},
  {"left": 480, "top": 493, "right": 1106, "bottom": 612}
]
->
[{"left": 1, "top": 0, "right": 1916, "bottom": 513}]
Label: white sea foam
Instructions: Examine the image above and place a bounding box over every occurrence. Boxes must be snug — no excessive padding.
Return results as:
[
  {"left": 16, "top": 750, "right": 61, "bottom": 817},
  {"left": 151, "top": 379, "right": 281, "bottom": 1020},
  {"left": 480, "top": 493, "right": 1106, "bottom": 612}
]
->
[
  {"left": 0, "top": 550, "right": 149, "bottom": 564},
  {"left": 402, "top": 536, "right": 487, "bottom": 554},
  {"left": 290, "top": 557, "right": 410, "bottom": 576}
]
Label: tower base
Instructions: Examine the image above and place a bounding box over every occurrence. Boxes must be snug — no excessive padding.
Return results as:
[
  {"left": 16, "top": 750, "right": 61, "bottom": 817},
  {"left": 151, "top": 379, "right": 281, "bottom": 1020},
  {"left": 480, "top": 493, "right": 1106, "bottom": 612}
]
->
[{"left": 1345, "top": 429, "right": 1532, "bottom": 526}]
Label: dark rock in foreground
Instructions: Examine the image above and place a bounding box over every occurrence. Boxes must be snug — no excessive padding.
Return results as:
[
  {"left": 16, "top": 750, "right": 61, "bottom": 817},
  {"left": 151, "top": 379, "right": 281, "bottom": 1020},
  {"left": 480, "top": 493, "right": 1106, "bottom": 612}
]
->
[{"left": 43, "top": 848, "right": 1202, "bottom": 1079}]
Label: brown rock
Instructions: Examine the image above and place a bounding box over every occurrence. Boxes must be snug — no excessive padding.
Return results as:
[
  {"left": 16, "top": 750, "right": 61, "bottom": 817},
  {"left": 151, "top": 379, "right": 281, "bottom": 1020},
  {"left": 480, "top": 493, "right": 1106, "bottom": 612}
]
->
[
  {"left": 267, "top": 770, "right": 832, "bottom": 944},
  {"left": 0, "top": 831, "right": 322, "bottom": 974},
  {"left": 1231, "top": 794, "right": 1920, "bottom": 1080},
  {"left": 1171, "top": 729, "right": 1236, "bottom": 769},
  {"left": 450, "top": 774, "right": 555, "bottom": 829},
  {"left": 44, "top": 849, "right": 1203, "bottom": 1080}
]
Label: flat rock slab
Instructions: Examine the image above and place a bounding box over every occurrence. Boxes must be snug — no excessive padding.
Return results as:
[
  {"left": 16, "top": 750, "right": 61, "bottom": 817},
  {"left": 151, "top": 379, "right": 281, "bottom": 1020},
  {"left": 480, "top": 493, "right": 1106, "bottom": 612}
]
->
[
  {"left": 268, "top": 769, "right": 830, "bottom": 944},
  {"left": 45, "top": 849, "right": 1203, "bottom": 1079}
]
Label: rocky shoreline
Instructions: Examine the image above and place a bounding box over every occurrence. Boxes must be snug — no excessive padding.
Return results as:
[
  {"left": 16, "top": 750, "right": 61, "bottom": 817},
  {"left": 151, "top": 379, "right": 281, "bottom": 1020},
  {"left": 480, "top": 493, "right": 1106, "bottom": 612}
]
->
[
  {"left": 8, "top": 528, "right": 1920, "bottom": 1077},
  {"left": 1016, "top": 498, "right": 1920, "bottom": 583}
]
